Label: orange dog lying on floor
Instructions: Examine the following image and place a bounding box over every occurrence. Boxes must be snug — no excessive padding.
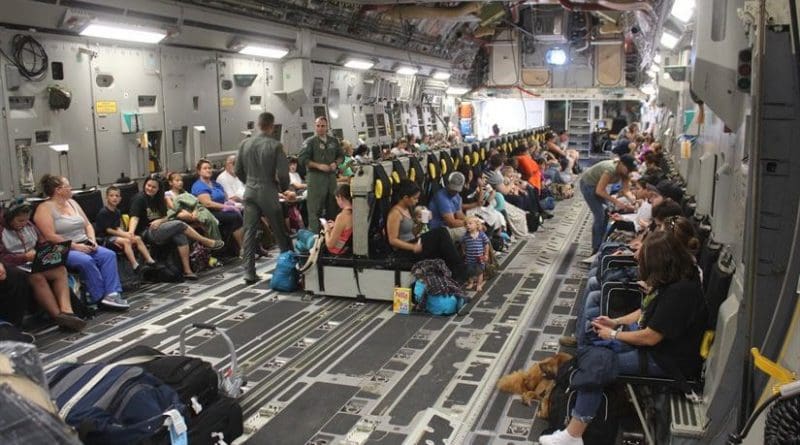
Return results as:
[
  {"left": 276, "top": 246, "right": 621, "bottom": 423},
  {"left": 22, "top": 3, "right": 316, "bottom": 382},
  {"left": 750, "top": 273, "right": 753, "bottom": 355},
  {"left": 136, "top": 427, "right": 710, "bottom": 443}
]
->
[{"left": 496, "top": 352, "right": 573, "bottom": 418}]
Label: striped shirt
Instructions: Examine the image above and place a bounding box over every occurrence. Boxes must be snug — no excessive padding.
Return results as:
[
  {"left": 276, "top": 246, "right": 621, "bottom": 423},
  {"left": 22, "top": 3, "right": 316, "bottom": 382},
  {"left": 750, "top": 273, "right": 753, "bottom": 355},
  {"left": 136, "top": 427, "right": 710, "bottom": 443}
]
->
[{"left": 462, "top": 231, "right": 489, "bottom": 264}]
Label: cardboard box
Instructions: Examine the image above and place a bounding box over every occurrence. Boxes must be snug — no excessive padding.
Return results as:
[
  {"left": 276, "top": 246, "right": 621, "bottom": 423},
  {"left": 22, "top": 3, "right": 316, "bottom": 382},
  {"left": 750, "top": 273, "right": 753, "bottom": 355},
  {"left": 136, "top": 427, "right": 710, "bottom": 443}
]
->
[{"left": 393, "top": 287, "right": 412, "bottom": 314}]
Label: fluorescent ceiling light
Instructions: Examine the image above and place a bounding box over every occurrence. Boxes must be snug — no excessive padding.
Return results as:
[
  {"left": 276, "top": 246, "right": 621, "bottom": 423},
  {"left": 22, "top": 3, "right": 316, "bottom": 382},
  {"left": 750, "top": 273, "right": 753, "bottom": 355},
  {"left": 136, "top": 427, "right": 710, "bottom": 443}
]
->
[
  {"left": 545, "top": 48, "right": 567, "bottom": 66},
  {"left": 670, "top": 0, "right": 696, "bottom": 23},
  {"left": 660, "top": 32, "right": 680, "bottom": 49},
  {"left": 344, "top": 59, "right": 374, "bottom": 70},
  {"left": 446, "top": 87, "right": 469, "bottom": 96},
  {"left": 433, "top": 71, "right": 451, "bottom": 80},
  {"left": 396, "top": 66, "right": 418, "bottom": 76},
  {"left": 80, "top": 23, "right": 166, "bottom": 44},
  {"left": 239, "top": 45, "right": 288, "bottom": 59}
]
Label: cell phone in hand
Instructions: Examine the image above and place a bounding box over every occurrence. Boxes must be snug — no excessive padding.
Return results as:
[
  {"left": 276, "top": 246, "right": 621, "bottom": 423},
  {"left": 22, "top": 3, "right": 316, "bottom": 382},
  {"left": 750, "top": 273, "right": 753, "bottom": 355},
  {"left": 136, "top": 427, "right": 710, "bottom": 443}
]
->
[{"left": 320, "top": 218, "right": 328, "bottom": 228}]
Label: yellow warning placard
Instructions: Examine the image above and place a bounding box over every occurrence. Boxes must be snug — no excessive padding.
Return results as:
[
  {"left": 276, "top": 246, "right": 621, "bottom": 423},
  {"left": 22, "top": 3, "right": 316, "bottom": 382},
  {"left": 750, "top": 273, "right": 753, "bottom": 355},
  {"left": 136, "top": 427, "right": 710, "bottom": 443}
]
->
[
  {"left": 220, "top": 97, "right": 235, "bottom": 108},
  {"left": 95, "top": 101, "right": 118, "bottom": 114}
]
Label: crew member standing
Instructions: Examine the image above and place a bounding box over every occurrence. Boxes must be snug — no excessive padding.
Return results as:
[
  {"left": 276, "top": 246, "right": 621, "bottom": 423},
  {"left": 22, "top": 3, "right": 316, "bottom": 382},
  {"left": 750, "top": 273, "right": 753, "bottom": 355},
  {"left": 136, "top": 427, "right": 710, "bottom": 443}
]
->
[
  {"left": 298, "top": 116, "right": 344, "bottom": 233},
  {"left": 236, "top": 112, "right": 291, "bottom": 284}
]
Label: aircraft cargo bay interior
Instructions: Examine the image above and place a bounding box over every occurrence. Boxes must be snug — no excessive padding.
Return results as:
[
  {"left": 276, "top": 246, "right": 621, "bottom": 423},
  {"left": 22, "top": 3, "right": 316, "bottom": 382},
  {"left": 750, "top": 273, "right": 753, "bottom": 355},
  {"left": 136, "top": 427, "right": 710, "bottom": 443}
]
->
[{"left": 0, "top": 1, "right": 799, "bottom": 445}]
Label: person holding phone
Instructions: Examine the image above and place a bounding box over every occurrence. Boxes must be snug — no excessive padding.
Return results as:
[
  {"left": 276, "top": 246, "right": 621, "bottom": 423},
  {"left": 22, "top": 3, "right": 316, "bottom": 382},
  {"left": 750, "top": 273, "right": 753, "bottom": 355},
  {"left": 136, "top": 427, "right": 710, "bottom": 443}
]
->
[
  {"left": 323, "top": 184, "right": 353, "bottom": 255},
  {"left": 33, "top": 174, "right": 127, "bottom": 310},
  {"left": 1, "top": 200, "right": 85, "bottom": 331}
]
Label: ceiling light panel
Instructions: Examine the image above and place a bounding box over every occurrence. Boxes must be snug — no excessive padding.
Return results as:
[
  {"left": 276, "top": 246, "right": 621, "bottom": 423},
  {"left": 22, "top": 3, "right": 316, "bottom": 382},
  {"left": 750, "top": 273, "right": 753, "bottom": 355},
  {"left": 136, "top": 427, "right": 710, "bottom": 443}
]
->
[
  {"left": 239, "top": 45, "right": 288, "bottom": 59},
  {"left": 396, "top": 66, "right": 418, "bottom": 76},
  {"left": 344, "top": 59, "right": 374, "bottom": 70},
  {"left": 80, "top": 23, "right": 166, "bottom": 44}
]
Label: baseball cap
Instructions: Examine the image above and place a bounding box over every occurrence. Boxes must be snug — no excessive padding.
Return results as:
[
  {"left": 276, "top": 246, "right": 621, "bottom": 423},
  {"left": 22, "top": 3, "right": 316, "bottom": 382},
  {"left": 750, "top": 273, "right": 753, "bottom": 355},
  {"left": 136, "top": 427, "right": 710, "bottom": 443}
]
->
[
  {"left": 618, "top": 154, "right": 638, "bottom": 173},
  {"left": 447, "top": 172, "right": 465, "bottom": 192},
  {"left": 647, "top": 180, "right": 684, "bottom": 202}
]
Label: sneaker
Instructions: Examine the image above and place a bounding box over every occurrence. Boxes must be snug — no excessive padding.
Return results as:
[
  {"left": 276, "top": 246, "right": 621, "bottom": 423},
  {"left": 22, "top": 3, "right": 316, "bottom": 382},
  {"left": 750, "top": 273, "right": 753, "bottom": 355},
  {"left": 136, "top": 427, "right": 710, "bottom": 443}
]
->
[
  {"left": 54, "top": 312, "right": 87, "bottom": 332},
  {"left": 559, "top": 335, "right": 578, "bottom": 348},
  {"left": 100, "top": 292, "right": 130, "bottom": 310},
  {"left": 539, "top": 429, "right": 584, "bottom": 445},
  {"left": 580, "top": 253, "right": 597, "bottom": 264},
  {"left": 0, "top": 323, "right": 35, "bottom": 343}
]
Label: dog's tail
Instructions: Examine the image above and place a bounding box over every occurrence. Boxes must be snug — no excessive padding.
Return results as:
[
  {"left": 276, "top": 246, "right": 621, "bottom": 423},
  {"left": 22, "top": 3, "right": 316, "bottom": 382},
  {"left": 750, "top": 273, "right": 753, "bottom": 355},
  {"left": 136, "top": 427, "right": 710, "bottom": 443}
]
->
[{"left": 496, "top": 372, "right": 522, "bottom": 393}]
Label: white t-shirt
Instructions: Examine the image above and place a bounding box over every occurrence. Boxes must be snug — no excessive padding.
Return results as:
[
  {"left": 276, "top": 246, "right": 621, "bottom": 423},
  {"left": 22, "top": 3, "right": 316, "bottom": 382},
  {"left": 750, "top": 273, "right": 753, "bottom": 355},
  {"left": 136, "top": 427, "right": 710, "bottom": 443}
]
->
[
  {"left": 289, "top": 172, "right": 304, "bottom": 188},
  {"left": 620, "top": 200, "right": 652, "bottom": 232},
  {"left": 216, "top": 170, "right": 245, "bottom": 199}
]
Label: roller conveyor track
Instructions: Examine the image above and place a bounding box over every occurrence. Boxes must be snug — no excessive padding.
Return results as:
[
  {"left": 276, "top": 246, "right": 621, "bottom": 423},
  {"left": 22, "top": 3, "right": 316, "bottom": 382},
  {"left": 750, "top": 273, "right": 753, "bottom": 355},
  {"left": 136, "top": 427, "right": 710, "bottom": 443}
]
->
[{"left": 37, "top": 195, "right": 595, "bottom": 445}]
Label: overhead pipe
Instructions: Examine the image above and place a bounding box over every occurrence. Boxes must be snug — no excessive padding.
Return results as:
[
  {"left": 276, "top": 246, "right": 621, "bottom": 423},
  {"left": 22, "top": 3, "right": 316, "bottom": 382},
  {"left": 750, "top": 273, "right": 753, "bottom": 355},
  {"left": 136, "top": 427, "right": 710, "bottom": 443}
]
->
[
  {"left": 383, "top": 3, "right": 483, "bottom": 21},
  {"left": 558, "top": 0, "right": 654, "bottom": 15}
]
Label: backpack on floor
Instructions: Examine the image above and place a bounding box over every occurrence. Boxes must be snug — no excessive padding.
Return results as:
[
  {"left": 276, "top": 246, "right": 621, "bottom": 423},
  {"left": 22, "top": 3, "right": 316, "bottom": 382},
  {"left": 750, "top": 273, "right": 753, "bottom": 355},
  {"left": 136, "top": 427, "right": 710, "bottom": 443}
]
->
[
  {"left": 48, "top": 363, "right": 185, "bottom": 445},
  {"left": 412, "top": 281, "right": 464, "bottom": 316},
  {"left": 189, "top": 243, "right": 211, "bottom": 273},
  {"left": 68, "top": 274, "right": 96, "bottom": 318},
  {"left": 271, "top": 251, "right": 299, "bottom": 292},
  {"left": 143, "top": 255, "right": 183, "bottom": 283},
  {"left": 116, "top": 255, "right": 141, "bottom": 292},
  {"left": 546, "top": 359, "right": 623, "bottom": 445}
]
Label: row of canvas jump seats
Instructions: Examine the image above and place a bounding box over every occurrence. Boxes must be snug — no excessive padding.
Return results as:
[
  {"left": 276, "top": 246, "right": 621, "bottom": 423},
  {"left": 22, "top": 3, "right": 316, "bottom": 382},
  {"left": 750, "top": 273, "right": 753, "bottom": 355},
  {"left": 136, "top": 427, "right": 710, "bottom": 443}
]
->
[
  {"left": 11, "top": 127, "right": 553, "bottom": 223},
  {"left": 590, "top": 156, "right": 740, "bottom": 444}
]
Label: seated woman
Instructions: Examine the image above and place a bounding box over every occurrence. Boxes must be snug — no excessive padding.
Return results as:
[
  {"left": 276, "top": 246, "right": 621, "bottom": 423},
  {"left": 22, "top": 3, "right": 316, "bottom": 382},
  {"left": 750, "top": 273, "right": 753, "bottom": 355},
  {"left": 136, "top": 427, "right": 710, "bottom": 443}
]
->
[
  {"left": 0, "top": 200, "right": 85, "bottom": 331},
  {"left": 165, "top": 172, "right": 222, "bottom": 241},
  {"left": 33, "top": 175, "right": 127, "bottom": 310},
  {"left": 129, "top": 176, "right": 224, "bottom": 280},
  {"left": 541, "top": 231, "right": 706, "bottom": 445},
  {"left": 387, "top": 180, "right": 465, "bottom": 281},
  {"left": 323, "top": 184, "right": 353, "bottom": 255},
  {"left": 191, "top": 159, "right": 244, "bottom": 252}
]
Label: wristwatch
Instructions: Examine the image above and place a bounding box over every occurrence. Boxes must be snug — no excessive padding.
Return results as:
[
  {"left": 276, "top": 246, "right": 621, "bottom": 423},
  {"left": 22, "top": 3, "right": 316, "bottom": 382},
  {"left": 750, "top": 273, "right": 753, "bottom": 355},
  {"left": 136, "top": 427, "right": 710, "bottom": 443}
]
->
[{"left": 610, "top": 328, "right": 620, "bottom": 340}]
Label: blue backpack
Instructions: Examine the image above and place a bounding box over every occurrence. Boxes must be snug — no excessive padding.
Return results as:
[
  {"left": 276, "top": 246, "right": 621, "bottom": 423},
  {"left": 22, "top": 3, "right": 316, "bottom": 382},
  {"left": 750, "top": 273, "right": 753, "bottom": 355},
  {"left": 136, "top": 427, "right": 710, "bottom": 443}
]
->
[
  {"left": 412, "top": 281, "right": 464, "bottom": 316},
  {"left": 48, "top": 363, "right": 185, "bottom": 445},
  {"left": 271, "top": 251, "right": 299, "bottom": 292},
  {"left": 293, "top": 229, "right": 317, "bottom": 254}
]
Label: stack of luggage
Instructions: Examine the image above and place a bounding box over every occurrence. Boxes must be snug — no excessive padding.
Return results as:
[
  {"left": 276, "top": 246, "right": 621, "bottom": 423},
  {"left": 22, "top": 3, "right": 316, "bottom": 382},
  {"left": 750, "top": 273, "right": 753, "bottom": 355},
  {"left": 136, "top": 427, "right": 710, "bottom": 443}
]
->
[{"left": 0, "top": 324, "right": 244, "bottom": 445}]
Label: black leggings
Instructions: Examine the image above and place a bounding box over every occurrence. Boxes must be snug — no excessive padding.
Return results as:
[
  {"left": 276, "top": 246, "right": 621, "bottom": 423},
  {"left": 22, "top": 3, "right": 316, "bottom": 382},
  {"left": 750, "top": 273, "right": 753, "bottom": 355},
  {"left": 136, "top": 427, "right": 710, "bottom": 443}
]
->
[
  {"left": 417, "top": 227, "right": 466, "bottom": 281},
  {"left": 212, "top": 210, "right": 243, "bottom": 240},
  {"left": 0, "top": 266, "right": 32, "bottom": 327}
]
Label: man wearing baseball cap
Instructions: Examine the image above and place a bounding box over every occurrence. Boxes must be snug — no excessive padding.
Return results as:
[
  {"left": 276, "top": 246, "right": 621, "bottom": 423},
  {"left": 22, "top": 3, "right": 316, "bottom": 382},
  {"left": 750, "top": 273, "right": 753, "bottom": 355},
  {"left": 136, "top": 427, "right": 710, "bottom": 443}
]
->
[
  {"left": 579, "top": 155, "right": 638, "bottom": 259},
  {"left": 429, "top": 171, "right": 468, "bottom": 240}
]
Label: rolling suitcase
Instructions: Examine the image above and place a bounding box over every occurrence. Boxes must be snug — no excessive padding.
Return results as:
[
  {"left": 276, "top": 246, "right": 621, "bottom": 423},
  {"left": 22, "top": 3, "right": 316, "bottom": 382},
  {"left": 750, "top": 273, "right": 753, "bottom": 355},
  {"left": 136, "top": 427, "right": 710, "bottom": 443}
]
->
[
  {"left": 111, "top": 323, "right": 245, "bottom": 416},
  {"left": 187, "top": 395, "right": 243, "bottom": 445}
]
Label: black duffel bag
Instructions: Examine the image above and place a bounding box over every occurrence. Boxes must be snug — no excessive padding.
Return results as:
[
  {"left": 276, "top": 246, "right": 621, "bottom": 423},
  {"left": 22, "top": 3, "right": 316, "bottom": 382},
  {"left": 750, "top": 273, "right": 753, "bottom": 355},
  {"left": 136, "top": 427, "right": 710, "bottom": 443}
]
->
[{"left": 110, "top": 345, "right": 218, "bottom": 417}]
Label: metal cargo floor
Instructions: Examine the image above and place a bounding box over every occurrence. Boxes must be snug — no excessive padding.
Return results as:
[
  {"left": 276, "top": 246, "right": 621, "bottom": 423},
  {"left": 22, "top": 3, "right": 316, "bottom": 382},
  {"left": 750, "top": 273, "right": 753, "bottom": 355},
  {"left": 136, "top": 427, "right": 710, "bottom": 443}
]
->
[{"left": 37, "top": 196, "right": 593, "bottom": 445}]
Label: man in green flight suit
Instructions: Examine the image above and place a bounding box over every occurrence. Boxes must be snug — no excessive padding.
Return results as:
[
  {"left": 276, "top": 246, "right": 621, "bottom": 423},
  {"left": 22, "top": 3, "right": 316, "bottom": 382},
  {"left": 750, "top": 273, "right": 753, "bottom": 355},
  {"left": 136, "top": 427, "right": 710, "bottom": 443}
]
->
[{"left": 298, "top": 116, "right": 344, "bottom": 233}]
